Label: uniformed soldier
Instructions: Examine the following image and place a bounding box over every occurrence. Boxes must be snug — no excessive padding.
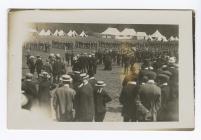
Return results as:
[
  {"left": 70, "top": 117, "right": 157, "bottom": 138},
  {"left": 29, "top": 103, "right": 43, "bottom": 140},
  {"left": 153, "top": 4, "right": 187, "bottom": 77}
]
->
[{"left": 28, "top": 56, "right": 35, "bottom": 74}]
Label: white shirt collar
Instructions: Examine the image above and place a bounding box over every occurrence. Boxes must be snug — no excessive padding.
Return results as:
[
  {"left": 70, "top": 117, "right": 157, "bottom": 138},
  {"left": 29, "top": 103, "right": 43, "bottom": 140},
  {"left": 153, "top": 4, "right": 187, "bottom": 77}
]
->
[
  {"left": 128, "top": 81, "right": 137, "bottom": 85},
  {"left": 162, "top": 83, "right": 168, "bottom": 86},
  {"left": 147, "top": 80, "right": 155, "bottom": 84},
  {"left": 64, "top": 84, "right": 70, "bottom": 88}
]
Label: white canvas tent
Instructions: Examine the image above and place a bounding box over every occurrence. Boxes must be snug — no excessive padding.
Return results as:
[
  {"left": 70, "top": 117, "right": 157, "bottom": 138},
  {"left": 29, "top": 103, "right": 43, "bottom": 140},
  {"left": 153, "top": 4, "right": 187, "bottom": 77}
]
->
[
  {"left": 58, "top": 30, "right": 65, "bottom": 36},
  {"left": 67, "top": 30, "right": 73, "bottom": 37},
  {"left": 45, "top": 29, "right": 52, "bottom": 36},
  {"left": 146, "top": 35, "right": 153, "bottom": 41},
  {"left": 121, "top": 28, "right": 136, "bottom": 36},
  {"left": 151, "top": 30, "right": 164, "bottom": 39},
  {"left": 174, "top": 36, "right": 179, "bottom": 41},
  {"left": 116, "top": 28, "right": 136, "bottom": 39},
  {"left": 136, "top": 32, "right": 147, "bottom": 40},
  {"left": 101, "top": 27, "right": 120, "bottom": 39},
  {"left": 39, "top": 29, "right": 46, "bottom": 36},
  {"left": 72, "top": 30, "right": 78, "bottom": 37},
  {"left": 53, "top": 30, "right": 59, "bottom": 36},
  {"left": 80, "top": 31, "right": 88, "bottom": 37},
  {"left": 101, "top": 27, "right": 120, "bottom": 36}
]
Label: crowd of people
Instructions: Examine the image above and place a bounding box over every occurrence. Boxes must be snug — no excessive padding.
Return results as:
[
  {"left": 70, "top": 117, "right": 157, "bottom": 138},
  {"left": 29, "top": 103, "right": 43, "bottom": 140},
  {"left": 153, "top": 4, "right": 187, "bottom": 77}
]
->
[{"left": 21, "top": 47, "right": 178, "bottom": 122}]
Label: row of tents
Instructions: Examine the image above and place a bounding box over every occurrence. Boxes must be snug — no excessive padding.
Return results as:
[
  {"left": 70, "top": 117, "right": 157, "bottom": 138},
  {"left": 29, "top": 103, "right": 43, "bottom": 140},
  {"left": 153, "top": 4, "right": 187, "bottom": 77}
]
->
[
  {"left": 101, "top": 27, "right": 179, "bottom": 42},
  {"left": 29, "top": 29, "right": 88, "bottom": 37},
  {"left": 28, "top": 27, "right": 179, "bottom": 42}
]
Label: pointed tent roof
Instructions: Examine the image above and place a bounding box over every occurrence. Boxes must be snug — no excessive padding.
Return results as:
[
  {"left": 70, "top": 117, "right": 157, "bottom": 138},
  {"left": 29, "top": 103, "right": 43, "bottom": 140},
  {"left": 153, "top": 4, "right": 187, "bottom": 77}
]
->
[
  {"left": 175, "top": 36, "right": 179, "bottom": 41},
  {"left": 72, "top": 30, "right": 78, "bottom": 36},
  {"left": 120, "top": 28, "right": 136, "bottom": 36},
  {"left": 101, "top": 27, "right": 120, "bottom": 35},
  {"left": 151, "top": 30, "right": 164, "bottom": 38},
  {"left": 169, "top": 36, "right": 175, "bottom": 41},
  {"left": 67, "top": 30, "right": 73, "bottom": 37},
  {"left": 80, "top": 31, "right": 87, "bottom": 37},
  {"left": 39, "top": 29, "right": 46, "bottom": 36},
  {"left": 53, "top": 30, "right": 59, "bottom": 36},
  {"left": 45, "top": 29, "right": 52, "bottom": 36}
]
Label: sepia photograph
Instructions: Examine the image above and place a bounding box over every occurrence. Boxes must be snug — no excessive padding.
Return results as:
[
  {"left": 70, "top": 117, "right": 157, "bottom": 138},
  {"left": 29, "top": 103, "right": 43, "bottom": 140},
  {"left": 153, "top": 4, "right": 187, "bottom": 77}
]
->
[{"left": 7, "top": 10, "right": 194, "bottom": 130}]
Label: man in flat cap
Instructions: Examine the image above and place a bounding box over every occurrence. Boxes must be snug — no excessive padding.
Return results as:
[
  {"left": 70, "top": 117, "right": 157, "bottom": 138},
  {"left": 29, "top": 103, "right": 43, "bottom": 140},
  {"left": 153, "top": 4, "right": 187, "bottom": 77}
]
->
[
  {"left": 138, "top": 71, "right": 161, "bottom": 121},
  {"left": 53, "top": 75, "right": 76, "bottom": 122},
  {"left": 94, "top": 81, "right": 111, "bottom": 122}
]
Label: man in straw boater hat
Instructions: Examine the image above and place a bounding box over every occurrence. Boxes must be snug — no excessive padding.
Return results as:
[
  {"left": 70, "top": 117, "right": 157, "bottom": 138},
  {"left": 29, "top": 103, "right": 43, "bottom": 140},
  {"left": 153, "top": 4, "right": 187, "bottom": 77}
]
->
[
  {"left": 94, "top": 81, "right": 111, "bottom": 122},
  {"left": 52, "top": 74, "right": 76, "bottom": 122},
  {"left": 75, "top": 73, "right": 95, "bottom": 122}
]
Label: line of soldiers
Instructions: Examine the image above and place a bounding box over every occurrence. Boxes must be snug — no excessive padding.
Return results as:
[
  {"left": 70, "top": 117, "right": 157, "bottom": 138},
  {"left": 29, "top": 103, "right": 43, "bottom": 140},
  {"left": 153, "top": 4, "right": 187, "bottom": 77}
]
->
[{"left": 120, "top": 56, "right": 178, "bottom": 122}]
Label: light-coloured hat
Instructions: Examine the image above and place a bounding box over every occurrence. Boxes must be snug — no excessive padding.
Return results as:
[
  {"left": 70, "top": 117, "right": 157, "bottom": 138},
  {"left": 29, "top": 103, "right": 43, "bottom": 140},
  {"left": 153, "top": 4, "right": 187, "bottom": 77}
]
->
[
  {"left": 168, "top": 57, "right": 176, "bottom": 63},
  {"left": 80, "top": 73, "right": 89, "bottom": 79},
  {"left": 74, "top": 71, "right": 81, "bottom": 74},
  {"left": 25, "top": 73, "right": 33, "bottom": 79},
  {"left": 95, "top": 81, "right": 106, "bottom": 87},
  {"left": 60, "top": 74, "right": 72, "bottom": 82},
  {"left": 56, "top": 53, "right": 61, "bottom": 58},
  {"left": 29, "top": 56, "right": 34, "bottom": 59}
]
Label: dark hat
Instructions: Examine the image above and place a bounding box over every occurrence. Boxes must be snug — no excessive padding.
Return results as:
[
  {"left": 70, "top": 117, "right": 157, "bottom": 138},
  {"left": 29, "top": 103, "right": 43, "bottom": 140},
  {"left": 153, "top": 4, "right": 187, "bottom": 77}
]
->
[
  {"left": 146, "top": 71, "right": 157, "bottom": 80},
  {"left": 161, "top": 70, "right": 172, "bottom": 77},
  {"left": 95, "top": 81, "right": 106, "bottom": 87},
  {"left": 157, "top": 74, "right": 170, "bottom": 82},
  {"left": 142, "top": 76, "right": 148, "bottom": 83}
]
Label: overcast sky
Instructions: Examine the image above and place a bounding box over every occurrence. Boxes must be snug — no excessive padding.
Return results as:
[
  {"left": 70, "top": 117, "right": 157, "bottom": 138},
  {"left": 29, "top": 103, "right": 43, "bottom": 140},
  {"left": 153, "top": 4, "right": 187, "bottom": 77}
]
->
[{"left": 32, "top": 23, "right": 179, "bottom": 38}]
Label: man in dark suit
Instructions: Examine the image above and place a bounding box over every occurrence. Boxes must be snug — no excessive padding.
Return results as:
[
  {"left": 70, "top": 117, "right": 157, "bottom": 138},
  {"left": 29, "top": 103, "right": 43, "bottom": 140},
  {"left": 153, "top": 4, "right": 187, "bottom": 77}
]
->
[
  {"left": 75, "top": 73, "right": 95, "bottom": 122},
  {"left": 138, "top": 71, "right": 161, "bottom": 122},
  {"left": 21, "top": 73, "right": 37, "bottom": 110},
  {"left": 157, "top": 74, "right": 170, "bottom": 121},
  {"left": 53, "top": 75, "right": 76, "bottom": 122},
  {"left": 94, "top": 81, "right": 112, "bottom": 122},
  {"left": 35, "top": 56, "right": 43, "bottom": 78},
  {"left": 119, "top": 77, "right": 139, "bottom": 122}
]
